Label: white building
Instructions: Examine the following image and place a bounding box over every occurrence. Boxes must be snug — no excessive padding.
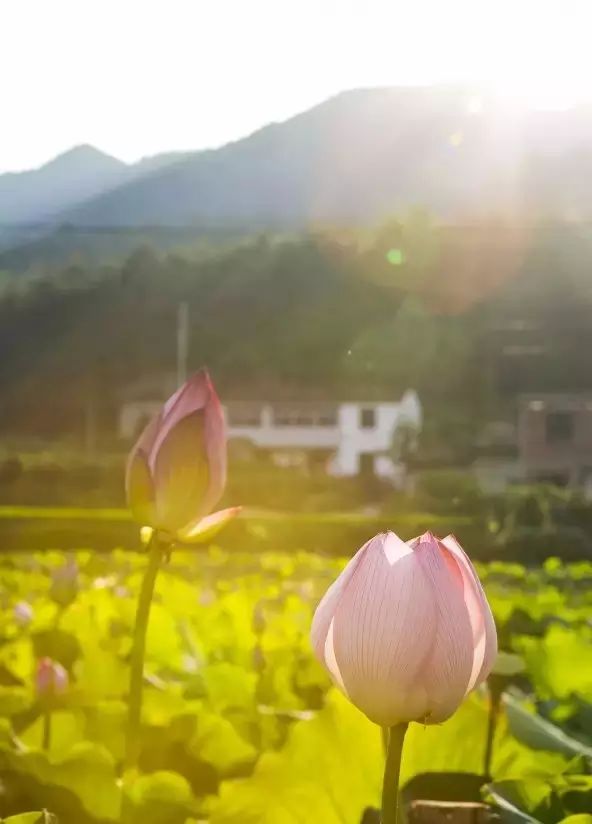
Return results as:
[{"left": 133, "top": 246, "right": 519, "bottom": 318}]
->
[{"left": 119, "top": 385, "right": 422, "bottom": 481}]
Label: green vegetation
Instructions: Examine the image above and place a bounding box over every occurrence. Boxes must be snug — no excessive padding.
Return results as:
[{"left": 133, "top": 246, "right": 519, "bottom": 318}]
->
[
  {"left": 0, "top": 546, "right": 590, "bottom": 823},
  {"left": 1, "top": 217, "right": 592, "bottom": 466},
  {"left": 3, "top": 473, "right": 592, "bottom": 566},
  {"left": 3, "top": 472, "right": 592, "bottom": 563}
]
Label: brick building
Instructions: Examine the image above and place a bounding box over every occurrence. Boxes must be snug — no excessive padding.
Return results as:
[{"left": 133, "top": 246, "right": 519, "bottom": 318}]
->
[{"left": 518, "top": 394, "right": 592, "bottom": 488}]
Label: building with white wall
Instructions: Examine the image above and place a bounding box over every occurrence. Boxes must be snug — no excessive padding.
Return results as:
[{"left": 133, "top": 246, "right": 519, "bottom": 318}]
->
[{"left": 120, "top": 387, "right": 422, "bottom": 480}]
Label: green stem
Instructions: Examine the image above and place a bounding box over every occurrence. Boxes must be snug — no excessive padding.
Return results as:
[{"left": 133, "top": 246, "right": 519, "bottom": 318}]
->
[
  {"left": 484, "top": 681, "right": 502, "bottom": 779},
  {"left": 42, "top": 711, "right": 52, "bottom": 751},
  {"left": 123, "top": 534, "right": 162, "bottom": 772},
  {"left": 53, "top": 606, "right": 64, "bottom": 630},
  {"left": 381, "top": 723, "right": 408, "bottom": 824}
]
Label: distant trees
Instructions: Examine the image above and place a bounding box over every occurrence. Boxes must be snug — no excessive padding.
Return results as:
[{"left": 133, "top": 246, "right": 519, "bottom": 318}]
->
[{"left": 1, "top": 218, "right": 592, "bottom": 455}]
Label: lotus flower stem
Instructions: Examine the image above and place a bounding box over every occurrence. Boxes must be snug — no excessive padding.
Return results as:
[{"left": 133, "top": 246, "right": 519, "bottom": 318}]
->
[
  {"left": 42, "top": 711, "right": 52, "bottom": 751},
  {"left": 483, "top": 680, "right": 502, "bottom": 779},
  {"left": 124, "top": 533, "right": 163, "bottom": 772},
  {"left": 121, "top": 369, "right": 237, "bottom": 821},
  {"left": 381, "top": 723, "right": 408, "bottom": 824}
]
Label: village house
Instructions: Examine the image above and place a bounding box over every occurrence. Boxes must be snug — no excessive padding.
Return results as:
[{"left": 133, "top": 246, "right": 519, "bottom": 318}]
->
[{"left": 119, "top": 375, "right": 422, "bottom": 482}]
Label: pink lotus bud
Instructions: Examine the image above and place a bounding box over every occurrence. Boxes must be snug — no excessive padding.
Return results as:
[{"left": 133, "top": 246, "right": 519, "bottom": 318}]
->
[
  {"left": 50, "top": 558, "right": 79, "bottom": 607},
  {"left": 14, "top": 600, "right": 34, "bottom": 627},
  {"left": 36, "top": 657, "right": 69, "bottom": 698},
  {"left": 126, "top": 369, "right": 238, "bottom": 540},
  {"left": 311, "top": 531, "right": 497, "bottom": 727}
]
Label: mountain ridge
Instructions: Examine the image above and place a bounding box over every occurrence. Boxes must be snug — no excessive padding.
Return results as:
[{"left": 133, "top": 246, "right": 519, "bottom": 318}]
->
[
  {"left": 0, "top": 144, "right": 203, "bottom": 228},
  {"left": 0, "top": 145, "right": 127, "bottom": 226},
  {"left": 54, "top": 86, "right": 592, "bottom": 229},
  {"left": 3, "top": 86, "right": 592, "bottom": 262}
]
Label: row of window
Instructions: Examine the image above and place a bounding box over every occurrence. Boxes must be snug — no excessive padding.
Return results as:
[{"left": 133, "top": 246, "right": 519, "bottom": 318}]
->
[{"left": 227, "top": 406, "right": 377, "bottom": 429}]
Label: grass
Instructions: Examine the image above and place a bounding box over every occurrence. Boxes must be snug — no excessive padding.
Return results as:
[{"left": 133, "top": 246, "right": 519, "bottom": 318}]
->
[
  {"left": 0, "top": 505, "right": 477, "bottom": 557},
  {"left": 0, "top": 505, "right": 132, "bottom": 521},
  {"left": 0, "top": 504, "right": 473, "bottom": 527}
]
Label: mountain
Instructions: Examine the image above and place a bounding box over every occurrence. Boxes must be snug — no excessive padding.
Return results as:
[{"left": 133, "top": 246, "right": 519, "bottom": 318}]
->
[
  {"left": 0, "top": 145, "right": 127, "bottom": 226},
  {"left": 0, "top": 145, "right": 196, "bottom": 231},
  {"left": 56, "top": 87, "right": 592, "bottom": 229},
  {"left": 131, "top": 151, "right": 194, "bottom": 177},
  {"left": 4, "top": 86, "right": 592, "bottom": 271}
]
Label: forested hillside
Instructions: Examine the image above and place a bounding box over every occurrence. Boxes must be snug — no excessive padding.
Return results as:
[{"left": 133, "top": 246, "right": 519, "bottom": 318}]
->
[{"left": 2, "top": 217, "right": 591, "bottom": 454}]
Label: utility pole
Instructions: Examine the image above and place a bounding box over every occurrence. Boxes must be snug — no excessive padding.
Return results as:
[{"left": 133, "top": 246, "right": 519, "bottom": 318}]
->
[
  {"left": 177, "top": 301, "right": 189, "bottom": 386},
  {"left": 83, "top": 378, "right": 97, "bottom": 459},
  {"left": 84, "top": 395, "right": 97, "bottom": 459}
]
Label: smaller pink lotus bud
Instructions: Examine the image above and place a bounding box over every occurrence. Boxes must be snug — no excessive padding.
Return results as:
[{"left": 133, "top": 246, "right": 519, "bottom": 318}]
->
[
  {"left": 50, "top": 558, "right": 79, "bottom": 608},
  {"left": 114, "top": 585, "right": 130, "bottom": 599},
  {"left": 126, "top": 369, "right": 240, "bottom": 543},
  {"left": 198, "top": 587, "right": 216, "bottom": 607},
  {"left": 14, "top": 600, "right": 33, "bottom": 627},
  {"left": 36, "top": 657, "right": 69, "bottom": 699},
  {"left": 311, "top": 531, "right": 497, "bottom": 727}
]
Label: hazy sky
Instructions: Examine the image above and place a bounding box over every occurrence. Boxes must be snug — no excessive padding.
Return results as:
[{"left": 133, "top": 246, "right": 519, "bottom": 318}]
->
[{"left": 2, "top": 0, "right": 591, "bottom": 173}]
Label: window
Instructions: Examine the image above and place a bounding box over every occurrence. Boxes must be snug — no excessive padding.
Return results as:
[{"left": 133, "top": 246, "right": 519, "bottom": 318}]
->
[
  {"left": 360, "top": 407, "right": 376, "bottom": 429},
  {"left": 545, "top": 412, "right": 574, "bottom": 444},
  {"left": 535, "top": 472, "right": 569, "bottom": 488},
  {"left": 227, "top": 404, "right": 262, "bottom": 427},
  {"left": 274, "top": 409, "right": 315, "bottom": 426},
  {"left": 316, "top": 412, "right": 338, "bottom": 426},
  {"left": 273, "top": 405, "right": 337, "bottom": 427}
]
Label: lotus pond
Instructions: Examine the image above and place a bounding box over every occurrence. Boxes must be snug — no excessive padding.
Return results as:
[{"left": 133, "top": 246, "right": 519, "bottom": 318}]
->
[{"left": 0, "top": 545, "right": 591, "bottom": 824}]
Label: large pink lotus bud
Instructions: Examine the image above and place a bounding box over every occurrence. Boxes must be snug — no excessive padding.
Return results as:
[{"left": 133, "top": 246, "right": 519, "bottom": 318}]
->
[
  {"left": 36, "top": 657, "right": 69, "bottom": 699},
  {"left": 125, "top": 369, "right": 239, "bottom": 542},
  {"left": 311, "top": 531, "right": 497, "bottom": 727}
]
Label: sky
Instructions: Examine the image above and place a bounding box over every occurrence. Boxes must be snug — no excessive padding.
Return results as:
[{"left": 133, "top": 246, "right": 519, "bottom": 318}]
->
[{"left": 2, "top": 0, "right": 592, "bottom": 173}]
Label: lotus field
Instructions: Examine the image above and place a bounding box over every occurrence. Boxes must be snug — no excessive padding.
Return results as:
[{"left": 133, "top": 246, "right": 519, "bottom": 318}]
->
[
  {"left": 0, "top": 545, "right": 590, "bottom": 824},
  {"left": 0, "top": 372, "right": 591, "bottom": 824}
]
